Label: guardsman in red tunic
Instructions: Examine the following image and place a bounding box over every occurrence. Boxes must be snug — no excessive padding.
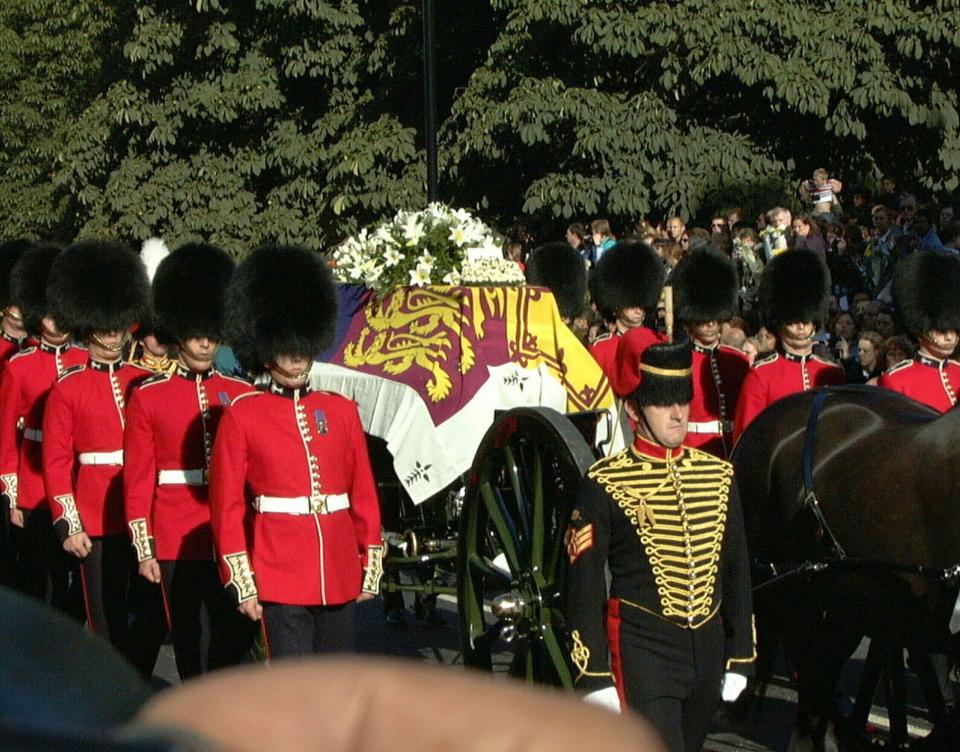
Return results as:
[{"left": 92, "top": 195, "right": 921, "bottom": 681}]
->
[
  {"left": 0, "top": 243, "right": 87, "bottom": 603},
  {"left": 564, "top": 343, "right": 755, "bottom": 752},
  {"left": 877, "top": 251, "right": 960, "bottom": 412},
  {"left": 734, "top": 250, "right": 844, "bottom": 440},
  {"left": 210, "top": 245, "right": 383, "bottom": 659},
  {"left": 0, "top": 238, "right": 32, "bottom": 584},
  {"left": 125, "top": 242, "right": 256, "bottom": 678},
  {"left": 0, "top": 239, "right": 32, "bottom": 371},
  {"left": 42, "top": 240, "right": 152, "bottom": 652},
  {"left": 671, "top": 247, "right": 749, "bottom": 459},
  {"left": 588, "top": 241, "right": 666, "bottom": 396}
]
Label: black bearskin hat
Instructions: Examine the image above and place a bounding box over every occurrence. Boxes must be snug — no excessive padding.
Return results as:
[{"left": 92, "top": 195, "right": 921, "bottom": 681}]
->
[
  {"left": 1, "top": 239, "right": 33, "bottom": 311},
  {"left": 672, "top": 247, "right": 739, "bottom": 324},
  {"left": 47, "top": 239, "right": 150, "bottom": 340},
  {"left": 892, "top": 251, "right": 960, "bottom": 336},
  {"left": 153, "top": 242, "right": 235, "bottom": 344},
  {"left": 225, "top": 245, "right": 338, "bottom": 375},
  {"left": 590, "top": 241, "right": 664, "bottom": 320},
  {"left": 525, "top": 242, "right": 587, "bottom": 321},
  {"left": 10, "top": 243, "right": 64, "bottom": 338},
  {"left": 758, "top": 249, "right": 830, "bottom": 332},
  {"left": 628, "top": 342, "right": 693, "bottom": 407}
]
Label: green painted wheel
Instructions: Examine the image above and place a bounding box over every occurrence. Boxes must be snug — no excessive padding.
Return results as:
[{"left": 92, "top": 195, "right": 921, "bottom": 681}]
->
[{"left": 457, "top": 407, "right": 596, "bottom": 686}]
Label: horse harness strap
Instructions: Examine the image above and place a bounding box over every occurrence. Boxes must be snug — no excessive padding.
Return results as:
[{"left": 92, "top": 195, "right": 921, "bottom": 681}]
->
[{"left": 802, "top": 388, "right": 847, "bottom": 560}]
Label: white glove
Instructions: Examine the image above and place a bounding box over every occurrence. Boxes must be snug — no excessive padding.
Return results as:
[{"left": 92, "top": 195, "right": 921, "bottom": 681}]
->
[
  {"left": 721, "top": 672, "right": 748, "bottom": 702},
  {"left": 583, "top": 686, "right": 622, "bottom": 714}
]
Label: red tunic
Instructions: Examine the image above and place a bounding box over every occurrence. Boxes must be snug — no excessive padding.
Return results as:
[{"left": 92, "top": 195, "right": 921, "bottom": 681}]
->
[
  {"left": 124, "top": 366, "right": 255, "bottom": 562},
  {"left": 209, "top": 381, "right": 383, "bottom": 607},
  {"left": 589, "top": 331, "right": 621, "bottom": 387},
  {"left": 877, "top": 355, "right": 960, "bottom": 413},
  {"left": 590, "top": 326, "right": 667, "bottom": 398},
  {"left": 43, "top": 359, "right": 150, "bottom": 540},
  {"left": 687, "top": 343, "right": 750, "bottom": 459},
  {"left": 0, "top": 342, "right": 88, "bottom": 512},
  {"left": 0, "top": 330, "right": 27, "bottom": 375},
  {"left": 733, "top": 351, "right": 845, "bottom": 440}
]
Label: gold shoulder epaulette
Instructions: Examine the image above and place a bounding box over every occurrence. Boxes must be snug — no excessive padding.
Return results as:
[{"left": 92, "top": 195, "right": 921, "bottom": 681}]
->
[
  {"left": 57, "top": 364, "right": 85, "bottom": 382},
  {"left": 684, "top": 445, "right": 734, "bottom": 473},
  {"left": 586, "top": 448, "right": 633, "bottom": 479}
]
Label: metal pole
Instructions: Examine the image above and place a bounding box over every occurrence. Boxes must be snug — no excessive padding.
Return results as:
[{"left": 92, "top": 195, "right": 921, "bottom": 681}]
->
[{"left": 422, "top": 0, "right": 439, "bottom": 204}]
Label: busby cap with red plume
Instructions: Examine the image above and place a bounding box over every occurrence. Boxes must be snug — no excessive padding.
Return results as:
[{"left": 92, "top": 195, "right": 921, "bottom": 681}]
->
[
  {"left": 47, "top": 239, "right": 151, "bottom": 340},
  {"left": 225, "top": 245, "right": 338, "bottom": 376}
]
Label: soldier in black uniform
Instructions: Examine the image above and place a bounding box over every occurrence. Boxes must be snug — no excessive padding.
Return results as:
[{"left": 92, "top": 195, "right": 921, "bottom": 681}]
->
[{"left": 564, "top": 342, "right": 755, "bottom": 752}]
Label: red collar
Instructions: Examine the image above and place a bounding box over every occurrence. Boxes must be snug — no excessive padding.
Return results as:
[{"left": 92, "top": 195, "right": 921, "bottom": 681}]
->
[{"left": 631, "top": 434, "right": 684, "bottom": 461}]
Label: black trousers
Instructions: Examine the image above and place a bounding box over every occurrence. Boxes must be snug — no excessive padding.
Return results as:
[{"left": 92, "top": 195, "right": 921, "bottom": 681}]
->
[
  {"left": 261, "top": 601, "right": 355, "bottom": 659},
  {"left": 78, "top": 536, "right": 131, "bottom": 647},
  {"left": 123, "top": 570, "right": 167, "bottom": 679},
  {"left": 0, "top": 493, "right": 14, "bottom": 586},
  {"left": 160, "top": 559, "right": 257, "bottom": 679},
  {"left": 609, "top": 599, "right": 725, "bottom": 752},
  {"left": 12, "top": 507, "right": 81, "bottom": 619}
]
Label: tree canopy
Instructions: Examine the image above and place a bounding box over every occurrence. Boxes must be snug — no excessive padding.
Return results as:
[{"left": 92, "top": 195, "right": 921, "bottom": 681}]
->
[
  {"left": 1, "top": 0, "right": 958, "bottom": 248},
  {"left": 443, "top": 0, "right": 960, "bottom": 226}
]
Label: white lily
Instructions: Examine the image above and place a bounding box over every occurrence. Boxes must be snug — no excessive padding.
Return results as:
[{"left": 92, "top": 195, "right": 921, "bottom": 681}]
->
[
  {"left": 402, "top": 217, "right": 425, "bottom": 246},
  {"left": 384, "top": 247, "right": 405, "bottom": 267},
  {"left": 409, "top": 262, "right": 432, "bottom": 286}
]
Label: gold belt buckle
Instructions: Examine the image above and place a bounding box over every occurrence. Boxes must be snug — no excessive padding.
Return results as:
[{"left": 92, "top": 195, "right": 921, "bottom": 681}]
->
[{"left": 309, "top": 495, "right": 327, "bottom": 514}]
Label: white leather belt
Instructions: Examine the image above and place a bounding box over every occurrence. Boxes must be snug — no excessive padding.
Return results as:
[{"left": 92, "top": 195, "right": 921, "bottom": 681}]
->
[
  {"left": 77, "top": 450, "right": 124, "bottom": 466},
  {"left": 158, "top": 469, "right": 208, "bottom": 486},
  {"left": 254, "top": 493, "right": 350, "bottom": 515},
  {"left": 23, "top": 428, "right": 43, "bottom": 442},
  {"left": 686, "top": 420, "right": 730, "bottom": 434}
]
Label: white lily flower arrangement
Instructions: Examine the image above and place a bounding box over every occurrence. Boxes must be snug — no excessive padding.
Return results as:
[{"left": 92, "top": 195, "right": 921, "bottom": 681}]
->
[{"left": 332, "top": 203, "right": 524, "bottom": 295}]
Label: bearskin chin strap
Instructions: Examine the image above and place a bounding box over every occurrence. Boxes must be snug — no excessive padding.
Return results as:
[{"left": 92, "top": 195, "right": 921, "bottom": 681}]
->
[
  {"left": 89, "top": 332, "right": 130, "bottom": 353},
  {"left": 269, "top": 360, "right": 310, "bottom": 383}
]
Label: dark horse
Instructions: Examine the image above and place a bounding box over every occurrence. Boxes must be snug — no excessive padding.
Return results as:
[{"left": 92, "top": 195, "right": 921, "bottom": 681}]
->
[{"left": 732, "top": 385, "right": 960, "bottom": 751}]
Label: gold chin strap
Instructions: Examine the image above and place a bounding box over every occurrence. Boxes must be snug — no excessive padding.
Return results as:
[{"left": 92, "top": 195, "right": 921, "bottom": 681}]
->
[
  {"left": 90, "top": 332, "right": 130, "bottom": 353},
  {"left": 2, "top": 307, "right": 23, "bottom": 322},
  {"left": 638, "top": 363, "right": 692, "bottom": 377},
  {"left": 270, "top": 360, "right": 310, "bottom": 382}
]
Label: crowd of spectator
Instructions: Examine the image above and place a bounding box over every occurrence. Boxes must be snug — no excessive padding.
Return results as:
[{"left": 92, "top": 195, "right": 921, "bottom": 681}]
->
[{"left": 503, "top": 169, "right": 959, "bottom": 372}]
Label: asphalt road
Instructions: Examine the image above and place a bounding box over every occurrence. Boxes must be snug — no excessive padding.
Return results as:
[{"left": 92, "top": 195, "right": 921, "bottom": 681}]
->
[{"left": 153, "top": 594, "right": 949, "bottom": 751}]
